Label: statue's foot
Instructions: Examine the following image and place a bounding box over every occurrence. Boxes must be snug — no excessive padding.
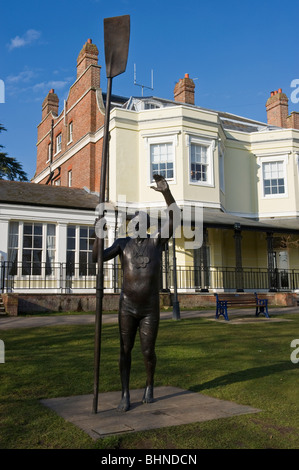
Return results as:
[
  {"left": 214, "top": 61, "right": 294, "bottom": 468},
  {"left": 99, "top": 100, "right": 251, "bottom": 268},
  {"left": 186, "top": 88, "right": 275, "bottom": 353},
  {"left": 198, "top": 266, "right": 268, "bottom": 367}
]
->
[
  {"left": 117, "top": 393, "right": 130, "bottom": 412},
  {"left": 142, "top": 385, "right": 154, "bottom": 404}
]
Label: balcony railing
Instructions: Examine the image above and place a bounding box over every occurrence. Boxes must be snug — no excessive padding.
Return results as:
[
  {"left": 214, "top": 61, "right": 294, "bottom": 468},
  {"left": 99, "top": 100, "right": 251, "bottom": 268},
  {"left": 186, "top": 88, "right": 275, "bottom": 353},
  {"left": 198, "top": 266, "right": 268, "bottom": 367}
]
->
[{"left": 1, "top": 261, "right": 299, "bottom": 293}]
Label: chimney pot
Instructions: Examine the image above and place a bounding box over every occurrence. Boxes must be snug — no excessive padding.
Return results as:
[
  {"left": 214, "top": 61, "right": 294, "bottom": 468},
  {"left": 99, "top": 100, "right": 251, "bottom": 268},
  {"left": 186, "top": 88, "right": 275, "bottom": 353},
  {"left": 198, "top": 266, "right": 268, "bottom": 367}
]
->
[
  {"left": 266, "top": 87, "right": 289, "bottom": 128},
  {"left": 76, "top": 39, "right": 99, "bottom": 79},
  {"left": 174, "top": 74, "right": 195, "bottom": 105}
]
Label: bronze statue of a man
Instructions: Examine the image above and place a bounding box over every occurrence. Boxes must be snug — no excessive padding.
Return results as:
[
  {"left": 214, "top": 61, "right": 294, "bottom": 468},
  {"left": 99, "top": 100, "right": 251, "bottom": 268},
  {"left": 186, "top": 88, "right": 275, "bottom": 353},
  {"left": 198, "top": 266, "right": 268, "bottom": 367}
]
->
[{"left": 93, "top": 174, "right": 178, "bottom": 411}]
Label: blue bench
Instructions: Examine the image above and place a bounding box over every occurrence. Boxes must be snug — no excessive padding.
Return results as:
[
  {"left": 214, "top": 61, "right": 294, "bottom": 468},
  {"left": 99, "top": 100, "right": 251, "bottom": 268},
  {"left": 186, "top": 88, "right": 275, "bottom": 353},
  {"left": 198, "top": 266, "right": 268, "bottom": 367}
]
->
[{"left": 215, "top": 292, "right": 269, "bottom": 321}]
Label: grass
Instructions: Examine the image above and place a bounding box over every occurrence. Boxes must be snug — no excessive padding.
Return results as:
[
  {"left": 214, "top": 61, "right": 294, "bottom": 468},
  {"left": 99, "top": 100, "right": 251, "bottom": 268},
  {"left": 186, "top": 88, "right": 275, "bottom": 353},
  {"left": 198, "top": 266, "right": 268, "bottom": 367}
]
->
[{"left": 0, "top": 310, "right": 299, "bottom": 449}]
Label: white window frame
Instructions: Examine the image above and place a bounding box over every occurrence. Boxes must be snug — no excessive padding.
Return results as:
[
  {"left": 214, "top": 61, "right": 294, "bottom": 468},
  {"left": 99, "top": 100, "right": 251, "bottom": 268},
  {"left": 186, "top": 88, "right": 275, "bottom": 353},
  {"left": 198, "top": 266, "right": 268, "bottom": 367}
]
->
[
  {"left": 46, "top": 142, "right": 51, "bottom": 163},
  {"left": 142, "top": 132, "right": 179, "bottom": 186},
  {"left": 68, "top": 169, "right": 72, "bottom": 187},
  {"left": 9, "top": 221, "right": 56, "bottom": 278},
  {"left": 66, "top": 225, "right": 96, "bottom": 278},
  {"left": 187, "top": 135, "right": 215, "bottom": 187},
  {"left": 259, "top": 155, "right": 288, "bottom": 199},
  {"left": 55, "top": 133, "right": 62, "bottom": 154},
  {"left": 68, "top": 121, "right": 73, "bottom": 144}
]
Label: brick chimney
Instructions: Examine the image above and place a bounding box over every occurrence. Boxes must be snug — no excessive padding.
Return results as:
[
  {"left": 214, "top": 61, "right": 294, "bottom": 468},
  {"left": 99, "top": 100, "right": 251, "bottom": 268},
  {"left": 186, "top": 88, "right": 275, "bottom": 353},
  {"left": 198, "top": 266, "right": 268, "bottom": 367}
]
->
[
  {"left": 77, "top": 38, "right": 99, "bottom": 78},
  {"left": 174, "top": 73, "right": 195, "bottom": 105},
  {"left": 42, "top": 89, "right": 59, "bottom": 119},
  {"left": 266, "top": 88, "right": 289, "bottom": 128}
]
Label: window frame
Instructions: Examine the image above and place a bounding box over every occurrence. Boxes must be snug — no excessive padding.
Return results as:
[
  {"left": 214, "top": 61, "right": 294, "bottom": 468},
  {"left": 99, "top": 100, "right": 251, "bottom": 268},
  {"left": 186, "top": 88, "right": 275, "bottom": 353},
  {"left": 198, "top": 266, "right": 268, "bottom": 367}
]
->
[
  {"left": 46, "top": 142, "right": 51, "bottom": 163},
  {"left": 66, "top": 225, "right": 96, "bottom": 278},
  {"left": 143, "top": 132, "right": 179, "bottom": 186},
  {"left": 68, "top": 169, "right": 72, "bottom": 187},
  {"left": 259, "top": 155, "right": 288, "bottom": 199},
  {"left": 67, "top": 121, "right": 73, "bottom": 144},
  {"left": 55, "top": 133, "right": 62, "bottom": 154},
  {"left": 187, "top": 135, "right": 215, "bottom": 187},
  {"left": 8, "top": 222, "right": 56, "bottom": 278}
]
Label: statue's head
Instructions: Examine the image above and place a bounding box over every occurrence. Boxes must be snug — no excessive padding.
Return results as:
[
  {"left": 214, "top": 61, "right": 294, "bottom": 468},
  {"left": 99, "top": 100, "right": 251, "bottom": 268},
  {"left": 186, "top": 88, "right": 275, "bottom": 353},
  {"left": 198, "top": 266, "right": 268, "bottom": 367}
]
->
[{"left": 129, "top": 211, "right": 150, "bottom": 237}]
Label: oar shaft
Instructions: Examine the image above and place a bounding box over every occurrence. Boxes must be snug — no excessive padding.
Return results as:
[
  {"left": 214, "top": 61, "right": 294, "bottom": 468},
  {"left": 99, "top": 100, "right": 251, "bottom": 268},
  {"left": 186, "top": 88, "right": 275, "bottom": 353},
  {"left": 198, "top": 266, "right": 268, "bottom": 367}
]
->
[{"left": 92, "top": 76, "right": 113, "bottom": 414}]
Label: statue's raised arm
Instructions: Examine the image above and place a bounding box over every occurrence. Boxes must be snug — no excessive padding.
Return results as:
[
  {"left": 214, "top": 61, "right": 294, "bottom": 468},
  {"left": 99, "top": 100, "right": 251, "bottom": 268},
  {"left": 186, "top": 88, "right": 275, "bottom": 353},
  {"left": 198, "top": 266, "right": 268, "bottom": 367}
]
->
[{"left": 150, "top": 174, "right": 180, "bottom": 243}]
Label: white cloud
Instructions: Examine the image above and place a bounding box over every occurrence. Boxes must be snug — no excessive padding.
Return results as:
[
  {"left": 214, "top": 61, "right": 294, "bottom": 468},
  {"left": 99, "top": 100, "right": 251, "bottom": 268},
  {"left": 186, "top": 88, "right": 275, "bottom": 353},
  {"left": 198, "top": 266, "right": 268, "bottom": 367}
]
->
[
  {"left": 8, "top": 29, "right": 41, "bottom": 51},
  {"left": 7, "top": 69, "right": 35, "bottom": 84},
  {"left": 32, "top": 80, "right": 69, "bottom": 92}
]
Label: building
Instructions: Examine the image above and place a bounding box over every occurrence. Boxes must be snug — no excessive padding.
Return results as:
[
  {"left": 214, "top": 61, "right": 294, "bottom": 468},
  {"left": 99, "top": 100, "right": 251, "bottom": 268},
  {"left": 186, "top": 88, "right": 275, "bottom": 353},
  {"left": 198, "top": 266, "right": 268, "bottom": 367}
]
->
[{"left": 1, "top": 38, "right": 299, "bottom": 312}]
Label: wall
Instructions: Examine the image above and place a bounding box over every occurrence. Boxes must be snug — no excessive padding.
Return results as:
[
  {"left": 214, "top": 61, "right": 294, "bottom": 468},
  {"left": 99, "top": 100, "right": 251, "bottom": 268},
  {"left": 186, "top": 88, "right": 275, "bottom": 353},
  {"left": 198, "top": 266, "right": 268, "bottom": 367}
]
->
[
  {"left": 2, "top": 291, "right": 297, "bottom": 316},
  {"left": 34, "top": 60, "right": 104, "bottom": 192}
]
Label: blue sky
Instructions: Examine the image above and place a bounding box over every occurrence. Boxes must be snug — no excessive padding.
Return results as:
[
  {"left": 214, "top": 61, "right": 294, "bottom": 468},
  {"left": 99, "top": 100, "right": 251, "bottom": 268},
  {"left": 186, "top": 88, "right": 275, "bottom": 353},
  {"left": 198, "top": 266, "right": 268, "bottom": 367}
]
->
[{"left": 1, "top": 0, "right": 299, "bottom": 180}]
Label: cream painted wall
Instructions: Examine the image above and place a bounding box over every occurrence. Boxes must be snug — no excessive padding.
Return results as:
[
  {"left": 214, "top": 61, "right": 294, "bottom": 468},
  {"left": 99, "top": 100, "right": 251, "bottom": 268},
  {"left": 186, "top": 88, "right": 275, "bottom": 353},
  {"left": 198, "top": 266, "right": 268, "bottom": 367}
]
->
[
  {"left": 108, "top": 104, "right": 299, "bottom": 276},
  {"left": 223, "top": 144, "right": 256, "bottom": 214},
  {"left": 110, "top": 105, "right": 223, "bottom": 210}
]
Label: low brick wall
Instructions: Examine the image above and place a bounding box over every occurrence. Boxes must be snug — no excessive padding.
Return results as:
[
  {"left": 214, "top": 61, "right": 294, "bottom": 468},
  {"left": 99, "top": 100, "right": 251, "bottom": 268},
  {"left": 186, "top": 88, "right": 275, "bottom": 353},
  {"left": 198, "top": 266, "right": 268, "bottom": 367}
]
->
[
  {"left": 2, "top": 291, "right": 297, "bottom": 316},
  {"left": 2, "top": 293, "right": 19, "bottom": 316},
  {"left": 16, "top": 293, "right": 118, "bottom": 315}
]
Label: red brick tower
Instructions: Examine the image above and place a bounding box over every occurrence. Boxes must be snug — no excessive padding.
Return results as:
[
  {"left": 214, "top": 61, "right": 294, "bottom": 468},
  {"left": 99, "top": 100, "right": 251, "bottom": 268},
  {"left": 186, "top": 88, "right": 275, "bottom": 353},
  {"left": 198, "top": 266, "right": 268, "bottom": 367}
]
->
[{"left": 34, "top": 39, "right": 104, "bottom": 192}]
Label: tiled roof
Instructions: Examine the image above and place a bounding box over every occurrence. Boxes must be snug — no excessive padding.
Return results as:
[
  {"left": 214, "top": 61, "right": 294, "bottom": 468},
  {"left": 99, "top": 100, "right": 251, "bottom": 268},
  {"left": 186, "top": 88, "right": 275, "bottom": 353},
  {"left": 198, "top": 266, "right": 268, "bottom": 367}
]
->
[{"left": 0, "top": 180, "right": 99, "bottom": 210}]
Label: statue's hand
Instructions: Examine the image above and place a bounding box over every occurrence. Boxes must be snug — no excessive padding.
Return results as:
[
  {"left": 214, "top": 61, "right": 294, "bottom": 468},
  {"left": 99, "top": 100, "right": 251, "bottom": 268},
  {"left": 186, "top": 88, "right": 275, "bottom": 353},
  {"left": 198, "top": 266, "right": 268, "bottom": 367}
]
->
[{"left": 151, "top": 174, "right": 169, "bottom": 193}]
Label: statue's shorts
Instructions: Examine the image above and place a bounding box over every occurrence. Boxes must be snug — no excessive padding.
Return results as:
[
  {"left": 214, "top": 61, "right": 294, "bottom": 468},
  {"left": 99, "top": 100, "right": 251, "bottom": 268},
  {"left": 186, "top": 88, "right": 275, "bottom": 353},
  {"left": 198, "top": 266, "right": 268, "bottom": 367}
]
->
[{"left": 118, "top": 292, "right": 160, "bottom": 351}]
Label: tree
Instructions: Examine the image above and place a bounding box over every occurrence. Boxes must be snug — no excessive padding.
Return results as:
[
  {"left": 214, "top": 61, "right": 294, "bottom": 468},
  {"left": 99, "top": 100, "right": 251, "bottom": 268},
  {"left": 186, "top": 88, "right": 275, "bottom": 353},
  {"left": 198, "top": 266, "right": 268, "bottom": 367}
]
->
[{"left": 0, "top": 124, "right": 28, "bottom": 181}]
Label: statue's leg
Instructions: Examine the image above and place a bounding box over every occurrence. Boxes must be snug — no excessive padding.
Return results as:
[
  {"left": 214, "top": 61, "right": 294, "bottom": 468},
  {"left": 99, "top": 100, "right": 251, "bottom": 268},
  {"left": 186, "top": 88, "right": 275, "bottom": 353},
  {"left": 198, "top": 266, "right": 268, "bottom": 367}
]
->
[
  {"left": 139, "top": 311, "right": 159, "bottom": 404},
  {"left": 117, "top": 311, "right": 138, "bottom": 412}
]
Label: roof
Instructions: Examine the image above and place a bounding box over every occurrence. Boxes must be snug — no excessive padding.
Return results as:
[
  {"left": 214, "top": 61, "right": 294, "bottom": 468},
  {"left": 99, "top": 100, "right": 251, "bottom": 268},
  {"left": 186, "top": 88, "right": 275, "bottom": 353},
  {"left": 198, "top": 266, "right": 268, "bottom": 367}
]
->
[
  {"left": 122, "top": 95, "right": 270, "bottom": 133},
  {"left": 203, "top": 208, "right": 299, "bottom": 234},
  {"left": 0, "top": 180, "right": 99, "bottom": 210},
  {"left": 2, "top": 181, "right": 298, "bottom": 233}
]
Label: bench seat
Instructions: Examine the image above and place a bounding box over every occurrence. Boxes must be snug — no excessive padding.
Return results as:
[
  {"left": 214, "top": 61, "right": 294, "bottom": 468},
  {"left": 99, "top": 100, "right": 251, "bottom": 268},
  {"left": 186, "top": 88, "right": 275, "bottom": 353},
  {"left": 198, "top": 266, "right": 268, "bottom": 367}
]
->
[{"left": 215, "top": 292, "right": 269, "bottom": 321}]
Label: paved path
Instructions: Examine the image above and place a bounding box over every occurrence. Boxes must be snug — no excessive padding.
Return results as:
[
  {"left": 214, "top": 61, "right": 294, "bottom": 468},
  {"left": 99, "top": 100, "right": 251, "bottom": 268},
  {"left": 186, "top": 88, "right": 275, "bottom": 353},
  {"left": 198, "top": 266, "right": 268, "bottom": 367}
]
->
[{"left": 0, "top": 306, "right": 298, "bottom": 330}]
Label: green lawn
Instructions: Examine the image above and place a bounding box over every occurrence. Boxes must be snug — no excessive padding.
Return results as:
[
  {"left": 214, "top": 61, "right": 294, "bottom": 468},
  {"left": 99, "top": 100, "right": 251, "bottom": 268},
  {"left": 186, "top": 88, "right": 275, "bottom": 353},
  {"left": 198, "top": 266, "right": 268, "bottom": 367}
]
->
[{"left": 0, "top": 311, "right": 299, "bottom": 449}]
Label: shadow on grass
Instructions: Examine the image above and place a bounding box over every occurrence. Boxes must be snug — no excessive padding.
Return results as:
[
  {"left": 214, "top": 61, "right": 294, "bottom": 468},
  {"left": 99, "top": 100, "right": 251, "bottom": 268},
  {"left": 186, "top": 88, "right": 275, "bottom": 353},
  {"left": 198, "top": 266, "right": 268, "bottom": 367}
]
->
[{"left": 192, "top": 361, "right": 296, "bottom": 392}]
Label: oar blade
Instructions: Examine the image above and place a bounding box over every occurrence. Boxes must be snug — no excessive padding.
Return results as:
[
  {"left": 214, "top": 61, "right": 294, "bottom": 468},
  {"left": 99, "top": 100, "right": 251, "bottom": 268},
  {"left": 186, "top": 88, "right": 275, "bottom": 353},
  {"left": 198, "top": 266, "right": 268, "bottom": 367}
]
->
[{"left": 104, "top": 15, "right": 130, "bottom": 78}]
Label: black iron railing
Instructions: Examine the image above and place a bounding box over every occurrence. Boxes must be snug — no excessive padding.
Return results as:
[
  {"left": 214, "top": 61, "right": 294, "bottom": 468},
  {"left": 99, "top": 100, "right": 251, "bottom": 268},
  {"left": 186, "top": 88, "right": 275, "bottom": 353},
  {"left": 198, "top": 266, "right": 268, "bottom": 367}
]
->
[{"left": 1, "top": 261, "right": 299, "bottom": 293}]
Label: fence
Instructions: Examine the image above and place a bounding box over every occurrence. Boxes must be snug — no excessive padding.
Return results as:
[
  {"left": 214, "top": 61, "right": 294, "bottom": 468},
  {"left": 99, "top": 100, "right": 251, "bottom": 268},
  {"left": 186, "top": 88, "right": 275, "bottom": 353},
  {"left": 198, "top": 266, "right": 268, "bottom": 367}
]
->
[{"left": 1, "top": 261, "right": 299, "bottom": 293}]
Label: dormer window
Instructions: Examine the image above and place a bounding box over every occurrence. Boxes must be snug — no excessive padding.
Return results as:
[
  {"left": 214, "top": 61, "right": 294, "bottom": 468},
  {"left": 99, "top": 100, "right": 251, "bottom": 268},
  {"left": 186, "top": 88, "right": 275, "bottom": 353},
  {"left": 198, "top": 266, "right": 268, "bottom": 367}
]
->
[{"left": 144, "top": 102, "right": 160, "bottom": 110}]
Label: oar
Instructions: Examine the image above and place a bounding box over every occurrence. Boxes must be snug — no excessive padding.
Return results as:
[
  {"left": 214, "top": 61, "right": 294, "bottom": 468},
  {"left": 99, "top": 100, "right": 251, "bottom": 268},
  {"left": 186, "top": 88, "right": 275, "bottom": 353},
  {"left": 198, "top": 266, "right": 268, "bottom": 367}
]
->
[{"left": 93, "top": 15, "right": 130, "bottom": 414}]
